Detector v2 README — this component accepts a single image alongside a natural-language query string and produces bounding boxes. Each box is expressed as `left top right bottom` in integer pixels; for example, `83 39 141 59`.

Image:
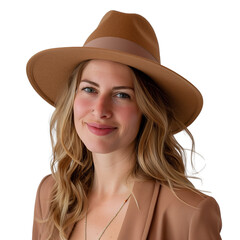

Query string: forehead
81 60 134 86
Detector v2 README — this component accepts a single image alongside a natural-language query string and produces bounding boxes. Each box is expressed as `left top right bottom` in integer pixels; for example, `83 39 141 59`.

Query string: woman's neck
90 149 136 198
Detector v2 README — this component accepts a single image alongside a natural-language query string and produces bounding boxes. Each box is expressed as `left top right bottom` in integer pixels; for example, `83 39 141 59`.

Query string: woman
27 10 222 240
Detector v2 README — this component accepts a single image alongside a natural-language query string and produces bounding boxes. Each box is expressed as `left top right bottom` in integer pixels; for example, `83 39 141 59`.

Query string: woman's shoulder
135 178 219 209
34 174 55 218
155 182 222 237
144 181 222 238
159 182 220 211
37 174 55 197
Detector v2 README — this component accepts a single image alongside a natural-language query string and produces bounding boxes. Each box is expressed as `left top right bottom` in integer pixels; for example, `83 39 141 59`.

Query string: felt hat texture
26 10 203 132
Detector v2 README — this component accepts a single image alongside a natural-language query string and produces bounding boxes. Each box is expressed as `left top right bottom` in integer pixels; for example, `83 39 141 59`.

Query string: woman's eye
115 92 130 99
82 87 96 93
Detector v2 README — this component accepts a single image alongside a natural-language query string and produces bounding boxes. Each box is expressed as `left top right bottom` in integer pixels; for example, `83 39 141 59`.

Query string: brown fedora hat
26 10 203 133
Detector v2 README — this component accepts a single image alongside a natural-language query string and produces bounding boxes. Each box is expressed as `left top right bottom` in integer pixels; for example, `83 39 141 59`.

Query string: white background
0 0 239 239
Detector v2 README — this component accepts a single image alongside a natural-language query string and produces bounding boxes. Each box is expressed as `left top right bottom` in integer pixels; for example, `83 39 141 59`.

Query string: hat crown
84 10 160 63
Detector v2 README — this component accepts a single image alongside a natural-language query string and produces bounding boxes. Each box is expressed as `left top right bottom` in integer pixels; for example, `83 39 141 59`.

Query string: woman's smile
86 122 117 136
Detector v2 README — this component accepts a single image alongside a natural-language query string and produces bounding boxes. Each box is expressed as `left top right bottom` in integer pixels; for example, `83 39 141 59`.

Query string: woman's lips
86 122 117 136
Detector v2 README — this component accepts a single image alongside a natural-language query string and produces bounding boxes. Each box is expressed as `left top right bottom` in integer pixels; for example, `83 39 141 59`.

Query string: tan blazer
33 175 222 239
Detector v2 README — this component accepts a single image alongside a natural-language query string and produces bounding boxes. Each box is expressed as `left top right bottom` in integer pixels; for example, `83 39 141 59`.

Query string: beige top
32 175 222 239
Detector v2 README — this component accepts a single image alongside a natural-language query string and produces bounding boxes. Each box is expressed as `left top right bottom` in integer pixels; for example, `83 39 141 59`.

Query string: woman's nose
91 95 112 119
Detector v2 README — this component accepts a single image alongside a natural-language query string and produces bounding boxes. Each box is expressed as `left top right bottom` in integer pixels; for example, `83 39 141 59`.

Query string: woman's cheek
73 96 92 119
118 104 142 124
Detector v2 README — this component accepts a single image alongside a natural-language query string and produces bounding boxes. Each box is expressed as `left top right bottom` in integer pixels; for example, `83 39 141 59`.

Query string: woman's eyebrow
80 79 99 87
112 86 134 91
80 80 134 91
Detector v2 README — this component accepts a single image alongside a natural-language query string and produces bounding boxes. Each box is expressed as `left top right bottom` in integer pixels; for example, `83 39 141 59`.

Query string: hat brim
26 47 203 133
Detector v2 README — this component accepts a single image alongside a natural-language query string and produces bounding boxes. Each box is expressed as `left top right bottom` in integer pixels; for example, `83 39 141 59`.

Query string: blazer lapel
118 180 161 240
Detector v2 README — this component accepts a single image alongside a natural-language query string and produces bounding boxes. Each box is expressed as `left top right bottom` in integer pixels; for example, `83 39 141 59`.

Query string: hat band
84 37 159 63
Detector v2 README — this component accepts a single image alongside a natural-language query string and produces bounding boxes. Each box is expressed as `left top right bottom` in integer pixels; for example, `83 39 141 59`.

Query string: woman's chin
84 143 117 154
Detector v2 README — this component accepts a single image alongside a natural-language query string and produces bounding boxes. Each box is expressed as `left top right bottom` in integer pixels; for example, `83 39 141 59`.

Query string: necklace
84 194 131 240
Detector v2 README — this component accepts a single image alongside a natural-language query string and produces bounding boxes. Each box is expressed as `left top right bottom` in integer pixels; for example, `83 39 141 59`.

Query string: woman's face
73 60 142 154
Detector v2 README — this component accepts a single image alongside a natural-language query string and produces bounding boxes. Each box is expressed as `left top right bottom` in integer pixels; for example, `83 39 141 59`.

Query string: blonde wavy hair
45 60 200 239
